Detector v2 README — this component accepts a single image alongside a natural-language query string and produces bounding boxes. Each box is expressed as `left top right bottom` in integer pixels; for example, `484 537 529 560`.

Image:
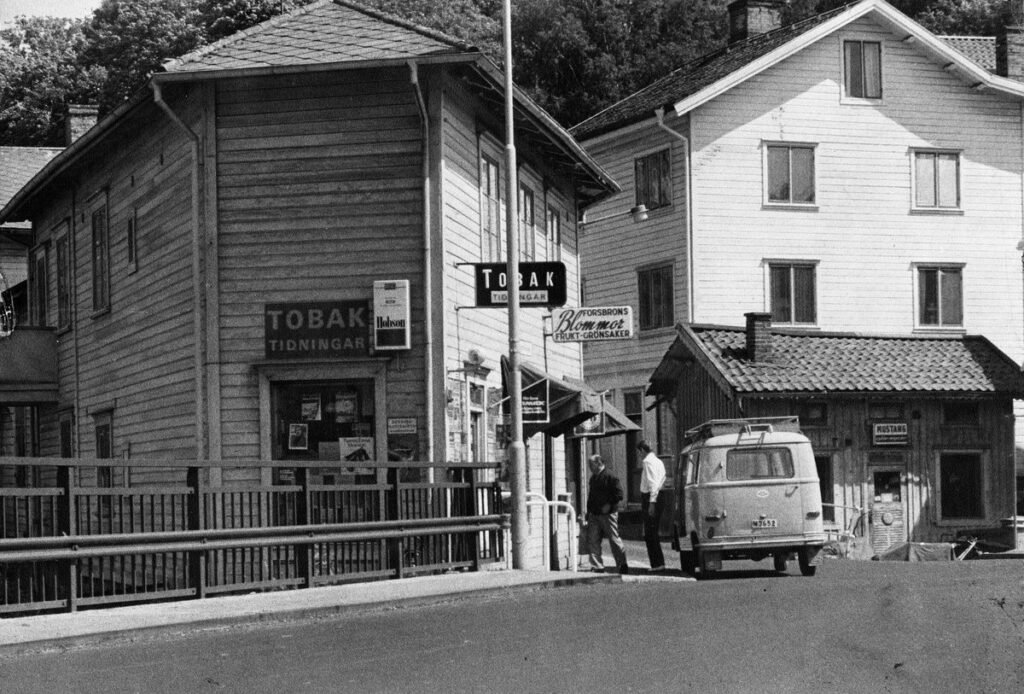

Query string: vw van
670 417 825 578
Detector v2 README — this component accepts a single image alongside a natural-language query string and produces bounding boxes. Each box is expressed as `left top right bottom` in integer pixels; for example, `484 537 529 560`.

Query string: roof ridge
693 323 979 341
333 0 475 52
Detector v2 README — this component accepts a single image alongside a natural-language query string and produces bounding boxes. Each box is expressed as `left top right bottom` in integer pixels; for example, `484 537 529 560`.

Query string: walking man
637 440 666 571
585 454 628 574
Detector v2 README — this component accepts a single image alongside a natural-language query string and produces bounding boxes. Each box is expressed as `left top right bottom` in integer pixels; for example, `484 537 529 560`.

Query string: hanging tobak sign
474 262 567 307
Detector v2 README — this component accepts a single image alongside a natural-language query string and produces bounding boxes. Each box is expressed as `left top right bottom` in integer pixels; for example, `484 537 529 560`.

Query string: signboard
872 422 908 446
373 280 410 350
522 378 550 424
551 306 634 342
572 412 606 438
339 437 375 462
387 417 418 435
265 301 369 359
474 262 567 307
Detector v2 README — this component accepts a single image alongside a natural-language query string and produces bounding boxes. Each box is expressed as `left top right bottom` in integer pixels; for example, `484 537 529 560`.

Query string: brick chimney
727 0 785 44
65 104 98 145
745 311 773 363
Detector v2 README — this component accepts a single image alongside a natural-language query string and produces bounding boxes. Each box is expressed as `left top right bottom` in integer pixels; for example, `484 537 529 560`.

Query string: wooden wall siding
27 95 201 461
215 69 427 463
580 113 691 393
689 17 1024 360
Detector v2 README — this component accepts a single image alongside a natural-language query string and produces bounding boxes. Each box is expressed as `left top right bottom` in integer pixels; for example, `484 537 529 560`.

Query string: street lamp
580 204 650 227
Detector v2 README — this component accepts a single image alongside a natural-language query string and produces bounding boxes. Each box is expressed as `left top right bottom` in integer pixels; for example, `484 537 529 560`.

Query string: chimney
727 0 785 44
745 311 773 363
65 104 98 145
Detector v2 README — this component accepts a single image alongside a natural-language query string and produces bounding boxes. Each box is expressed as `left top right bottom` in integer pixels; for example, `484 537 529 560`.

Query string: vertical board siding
690 18 1024 360
215 70 426 463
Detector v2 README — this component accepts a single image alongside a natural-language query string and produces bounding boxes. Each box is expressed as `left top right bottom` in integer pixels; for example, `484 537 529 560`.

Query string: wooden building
649 312 1024 554
0 1 621 569
569 0 1024 509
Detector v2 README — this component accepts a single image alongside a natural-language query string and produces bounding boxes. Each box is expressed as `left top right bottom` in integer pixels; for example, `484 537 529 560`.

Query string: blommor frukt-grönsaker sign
551 306 633 342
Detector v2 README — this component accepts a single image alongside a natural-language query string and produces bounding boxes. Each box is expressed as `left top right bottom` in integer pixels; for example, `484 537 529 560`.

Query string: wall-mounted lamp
580 204 649 227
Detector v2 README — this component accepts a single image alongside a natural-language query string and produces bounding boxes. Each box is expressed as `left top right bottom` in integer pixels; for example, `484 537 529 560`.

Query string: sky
0 0 102 24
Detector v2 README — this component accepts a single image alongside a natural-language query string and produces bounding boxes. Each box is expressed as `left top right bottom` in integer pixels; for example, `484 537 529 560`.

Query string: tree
0 16 105 146
197 0 317 42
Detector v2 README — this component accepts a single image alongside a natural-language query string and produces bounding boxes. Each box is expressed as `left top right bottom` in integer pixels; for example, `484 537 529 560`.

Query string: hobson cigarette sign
551 306 634 342
265 301 370 359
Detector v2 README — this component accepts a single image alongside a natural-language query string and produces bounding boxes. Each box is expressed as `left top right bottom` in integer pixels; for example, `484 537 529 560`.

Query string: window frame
89 192 111 315
637 263 674 331
936 450 986 523
126 208 138 274
763 142 817 208
634 147 672 212
911 149 962 213
28 243 49 328
479 150 502 262
545 204 562 262
55 226 72 331
842 39 883 101
914 263 964 330
519 182 535 261
766 260 818 326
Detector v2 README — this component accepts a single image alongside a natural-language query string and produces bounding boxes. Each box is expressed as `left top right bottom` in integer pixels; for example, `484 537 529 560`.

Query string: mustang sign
551 306 634 342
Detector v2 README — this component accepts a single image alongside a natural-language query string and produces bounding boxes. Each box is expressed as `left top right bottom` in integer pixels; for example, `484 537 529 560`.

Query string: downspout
409 62 435 463
152 80 205 459
655 108 695 321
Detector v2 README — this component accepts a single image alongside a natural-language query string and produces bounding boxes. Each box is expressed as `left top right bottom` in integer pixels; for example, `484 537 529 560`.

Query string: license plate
751 519 778 529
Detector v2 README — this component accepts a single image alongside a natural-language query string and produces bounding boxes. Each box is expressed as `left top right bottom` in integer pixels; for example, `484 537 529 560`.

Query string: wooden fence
0 457 507 615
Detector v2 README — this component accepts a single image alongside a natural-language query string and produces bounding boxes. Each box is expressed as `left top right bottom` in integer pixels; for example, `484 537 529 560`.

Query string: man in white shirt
637 440 666 571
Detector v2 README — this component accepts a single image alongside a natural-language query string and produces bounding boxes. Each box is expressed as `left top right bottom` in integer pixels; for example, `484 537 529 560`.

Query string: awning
500 356 641 439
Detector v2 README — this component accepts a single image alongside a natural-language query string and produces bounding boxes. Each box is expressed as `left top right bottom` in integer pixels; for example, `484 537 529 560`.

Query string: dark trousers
641 496 665 568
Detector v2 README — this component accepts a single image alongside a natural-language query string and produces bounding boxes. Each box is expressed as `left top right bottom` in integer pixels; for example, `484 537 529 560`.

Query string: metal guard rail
0 515 510 563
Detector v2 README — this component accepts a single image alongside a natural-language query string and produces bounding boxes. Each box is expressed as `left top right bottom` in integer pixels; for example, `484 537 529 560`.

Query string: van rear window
726 448 795 480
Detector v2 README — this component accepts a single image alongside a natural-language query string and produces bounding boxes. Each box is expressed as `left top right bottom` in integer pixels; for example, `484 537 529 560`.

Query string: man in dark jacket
585 454 628 573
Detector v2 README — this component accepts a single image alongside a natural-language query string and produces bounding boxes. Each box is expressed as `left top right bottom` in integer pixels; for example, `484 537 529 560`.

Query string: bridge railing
0 457 506 615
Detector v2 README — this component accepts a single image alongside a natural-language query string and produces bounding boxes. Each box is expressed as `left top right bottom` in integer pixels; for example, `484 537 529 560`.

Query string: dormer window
844 40 882 99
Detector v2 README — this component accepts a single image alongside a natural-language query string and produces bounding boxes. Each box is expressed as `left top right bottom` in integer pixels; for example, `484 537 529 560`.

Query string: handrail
526 492 577 572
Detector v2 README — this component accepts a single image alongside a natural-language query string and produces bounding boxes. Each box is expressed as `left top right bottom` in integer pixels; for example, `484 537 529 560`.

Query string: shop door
870 467 906 555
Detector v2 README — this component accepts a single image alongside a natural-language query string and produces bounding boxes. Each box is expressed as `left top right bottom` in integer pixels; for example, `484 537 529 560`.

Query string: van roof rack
683 416 801 445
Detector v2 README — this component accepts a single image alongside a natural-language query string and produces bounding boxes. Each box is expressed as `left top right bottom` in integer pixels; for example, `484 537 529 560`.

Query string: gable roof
163 0 473 74
572 0 1024 141
0 147 63 234
648 323 1024 399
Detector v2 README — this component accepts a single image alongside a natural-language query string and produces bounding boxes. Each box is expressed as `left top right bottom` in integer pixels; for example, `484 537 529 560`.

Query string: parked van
670 417 825 578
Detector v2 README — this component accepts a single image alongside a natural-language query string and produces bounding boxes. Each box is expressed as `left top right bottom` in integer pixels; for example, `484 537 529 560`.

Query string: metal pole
503 0 527 569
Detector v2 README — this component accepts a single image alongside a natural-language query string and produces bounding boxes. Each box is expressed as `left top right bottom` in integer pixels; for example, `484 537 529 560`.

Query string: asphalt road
2 557 1023 693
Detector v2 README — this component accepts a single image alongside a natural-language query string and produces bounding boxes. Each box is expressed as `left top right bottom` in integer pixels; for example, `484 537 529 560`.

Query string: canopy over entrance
500 356 640 438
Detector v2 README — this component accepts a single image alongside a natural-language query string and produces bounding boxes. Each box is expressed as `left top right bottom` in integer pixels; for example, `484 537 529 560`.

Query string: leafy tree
0 16 105 146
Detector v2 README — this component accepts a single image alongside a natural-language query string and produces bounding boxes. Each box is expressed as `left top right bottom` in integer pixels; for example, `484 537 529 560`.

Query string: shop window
943 401 979 426
635 148 671 211
939 452 983 520
638 264 673 330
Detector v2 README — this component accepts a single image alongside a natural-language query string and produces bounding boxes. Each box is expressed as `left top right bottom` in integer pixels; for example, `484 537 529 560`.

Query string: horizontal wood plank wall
690 16 1024 360
28 95 200 470
215 69 425 471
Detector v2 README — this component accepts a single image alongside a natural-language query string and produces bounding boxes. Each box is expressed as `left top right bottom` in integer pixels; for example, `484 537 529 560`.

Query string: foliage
197 0 317 42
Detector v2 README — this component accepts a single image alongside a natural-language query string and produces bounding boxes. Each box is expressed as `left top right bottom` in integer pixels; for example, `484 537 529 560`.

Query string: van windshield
726 447 795 481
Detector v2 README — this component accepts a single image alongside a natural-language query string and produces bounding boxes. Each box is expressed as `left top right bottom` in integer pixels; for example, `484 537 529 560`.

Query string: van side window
726 448 795 480
685 451 700 485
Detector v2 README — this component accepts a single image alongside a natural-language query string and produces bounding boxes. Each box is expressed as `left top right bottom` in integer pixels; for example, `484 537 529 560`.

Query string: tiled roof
0 147 62 210
571 4 853 140
163 0 474 74
940 35 996 70
673 325 1024 396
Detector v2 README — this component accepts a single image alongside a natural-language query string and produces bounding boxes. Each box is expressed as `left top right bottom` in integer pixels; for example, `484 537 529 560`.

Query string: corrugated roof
656 324 1024 396
163 0 473 73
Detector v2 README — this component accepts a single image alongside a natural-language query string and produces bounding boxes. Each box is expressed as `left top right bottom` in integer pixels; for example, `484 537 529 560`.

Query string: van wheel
679 550 695 575
773 553 788 573
798 549 817 576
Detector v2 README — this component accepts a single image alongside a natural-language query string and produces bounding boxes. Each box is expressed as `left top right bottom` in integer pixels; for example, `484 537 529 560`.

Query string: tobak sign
551 306 634 342
265 300 370 359
474 262 567 307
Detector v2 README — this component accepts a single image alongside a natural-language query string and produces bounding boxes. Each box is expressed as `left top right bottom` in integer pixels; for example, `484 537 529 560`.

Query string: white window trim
912 262 966 332
478 132 505 262
934 449 989 526
762 141 819 210
909 148 964 214
762 258 820 327
839 35 885 105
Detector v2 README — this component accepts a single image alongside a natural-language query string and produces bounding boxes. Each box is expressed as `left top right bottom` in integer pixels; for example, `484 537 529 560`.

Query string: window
59 411 74 458
913 151 960 209
766 144 815 205
844 40 882 99
56 233 71 330
727 448 795 480
519 184 535 261
480 154 502 261
799 401 828 427
816 455 834 522
918 266 962 327
126 209 138 273
770 263 816 324
94 411 113 487
29 246 48 327
944 401 979 426
546 205 562 261
635 149 671 211
939 452 983 519
637 264 673 330
91 203 110 312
